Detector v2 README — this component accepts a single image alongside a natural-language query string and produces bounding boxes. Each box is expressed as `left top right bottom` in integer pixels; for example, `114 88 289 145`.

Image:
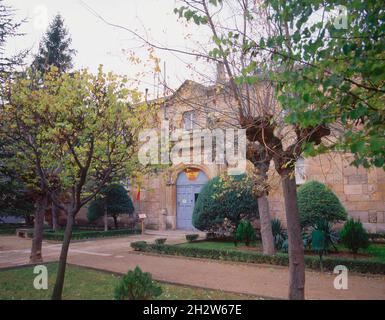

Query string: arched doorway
176 168 208 230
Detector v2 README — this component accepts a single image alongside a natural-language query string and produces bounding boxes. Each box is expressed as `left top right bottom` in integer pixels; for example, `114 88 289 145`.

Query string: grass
0 263 261 300
178 241 385 263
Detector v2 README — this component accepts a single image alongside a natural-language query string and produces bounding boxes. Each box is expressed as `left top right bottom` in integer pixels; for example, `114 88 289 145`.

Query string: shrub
192 175 259 231
297 180 347 227
186 234 199 242
235 220 256 246
311 218 339 253
130 241 148 251
271 218 287 250
155 238 167 245
340 219 369 253
114 266 162 300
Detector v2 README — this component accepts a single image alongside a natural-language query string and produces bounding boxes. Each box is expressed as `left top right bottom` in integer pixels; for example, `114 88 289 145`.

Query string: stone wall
268 152 385 232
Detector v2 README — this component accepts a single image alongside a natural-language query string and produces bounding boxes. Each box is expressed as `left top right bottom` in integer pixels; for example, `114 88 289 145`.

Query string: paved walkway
1 234 385 300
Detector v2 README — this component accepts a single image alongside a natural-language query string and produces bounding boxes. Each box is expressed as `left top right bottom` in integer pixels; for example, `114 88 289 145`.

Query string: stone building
75 77 385 233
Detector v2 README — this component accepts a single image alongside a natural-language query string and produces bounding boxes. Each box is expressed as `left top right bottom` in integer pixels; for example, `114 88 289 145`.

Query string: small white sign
138 214 147 219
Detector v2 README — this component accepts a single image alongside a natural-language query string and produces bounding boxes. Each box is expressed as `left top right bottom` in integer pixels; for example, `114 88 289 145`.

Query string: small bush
297 180 347 227
309 218 340 254
271 218 287 250
235 220 256 246
340 219 369 253
155 238 167 245
114 266 162 300
186 234 199 242
130 241 148 251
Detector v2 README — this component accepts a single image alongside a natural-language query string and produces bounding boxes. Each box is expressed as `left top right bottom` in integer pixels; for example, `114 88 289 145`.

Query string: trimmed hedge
132 243 385 275
297 180 347 227
42 228 140 241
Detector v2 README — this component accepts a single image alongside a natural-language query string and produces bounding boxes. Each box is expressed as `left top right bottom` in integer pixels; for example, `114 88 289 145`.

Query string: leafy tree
32 14 75 73
297 181 347 227
0 66 149 299
31 14 76 231
87 183 135 229
192 174 259 231
261 0 385 169
114 266 162 300
340 219 369 254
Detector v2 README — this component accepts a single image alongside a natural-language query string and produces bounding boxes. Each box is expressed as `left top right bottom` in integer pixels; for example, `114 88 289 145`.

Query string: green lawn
0 263 260 300
178 241 385 263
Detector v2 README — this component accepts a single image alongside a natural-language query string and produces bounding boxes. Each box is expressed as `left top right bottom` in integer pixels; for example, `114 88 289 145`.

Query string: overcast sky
6 0 215 97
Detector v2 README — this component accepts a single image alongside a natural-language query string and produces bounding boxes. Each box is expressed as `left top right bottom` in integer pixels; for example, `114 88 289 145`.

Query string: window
295 157 307 185
183 110 196 131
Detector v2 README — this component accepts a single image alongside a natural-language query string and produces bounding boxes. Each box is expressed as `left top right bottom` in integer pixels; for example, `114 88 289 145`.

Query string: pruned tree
1 66 150 299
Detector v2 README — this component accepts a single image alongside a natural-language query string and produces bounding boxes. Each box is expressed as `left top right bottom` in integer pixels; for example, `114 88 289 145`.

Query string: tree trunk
52 200 60 232
30 194 48 263
257 194 275 255
281 171 305 300
51 212 74 300
113 215 118 229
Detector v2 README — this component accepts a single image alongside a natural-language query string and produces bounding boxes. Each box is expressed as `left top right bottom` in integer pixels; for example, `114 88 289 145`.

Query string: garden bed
130 242 385 275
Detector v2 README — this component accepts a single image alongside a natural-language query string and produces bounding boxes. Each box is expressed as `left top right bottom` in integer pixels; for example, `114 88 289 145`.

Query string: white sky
5 0 216 98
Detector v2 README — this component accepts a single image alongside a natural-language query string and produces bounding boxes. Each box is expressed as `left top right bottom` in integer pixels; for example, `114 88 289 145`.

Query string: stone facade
268 153 385 233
